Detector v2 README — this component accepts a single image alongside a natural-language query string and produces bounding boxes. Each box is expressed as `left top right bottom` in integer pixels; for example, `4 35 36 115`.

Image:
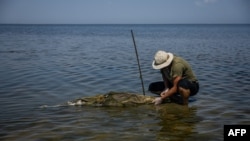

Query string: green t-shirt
162 56 197 84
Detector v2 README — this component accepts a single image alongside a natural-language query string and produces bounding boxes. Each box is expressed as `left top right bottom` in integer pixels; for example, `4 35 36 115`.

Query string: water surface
0 24 250 141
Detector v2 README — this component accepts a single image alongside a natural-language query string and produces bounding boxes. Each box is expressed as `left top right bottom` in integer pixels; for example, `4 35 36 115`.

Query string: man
150 50 199 105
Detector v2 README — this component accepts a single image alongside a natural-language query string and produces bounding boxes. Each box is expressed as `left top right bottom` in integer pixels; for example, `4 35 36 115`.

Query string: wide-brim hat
152 50 174 70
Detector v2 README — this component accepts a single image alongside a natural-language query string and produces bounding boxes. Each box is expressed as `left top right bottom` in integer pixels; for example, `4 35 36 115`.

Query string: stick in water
131 30 146 96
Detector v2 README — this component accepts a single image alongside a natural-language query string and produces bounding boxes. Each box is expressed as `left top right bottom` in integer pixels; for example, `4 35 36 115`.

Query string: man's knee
178 87 190 97
178 79 199 96
178 86 190 105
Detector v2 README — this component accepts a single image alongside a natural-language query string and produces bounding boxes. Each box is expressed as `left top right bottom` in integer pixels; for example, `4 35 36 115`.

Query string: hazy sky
0 0 249 24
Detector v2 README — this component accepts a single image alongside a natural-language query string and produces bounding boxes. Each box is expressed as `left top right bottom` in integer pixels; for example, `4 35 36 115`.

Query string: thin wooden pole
131 30 145 96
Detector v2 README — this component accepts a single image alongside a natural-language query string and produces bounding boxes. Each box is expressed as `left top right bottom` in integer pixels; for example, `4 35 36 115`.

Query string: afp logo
224 125 250 141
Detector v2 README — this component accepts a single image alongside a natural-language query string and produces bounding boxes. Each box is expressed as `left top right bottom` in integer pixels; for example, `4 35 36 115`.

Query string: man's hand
160 88 169 97
153 97 163 105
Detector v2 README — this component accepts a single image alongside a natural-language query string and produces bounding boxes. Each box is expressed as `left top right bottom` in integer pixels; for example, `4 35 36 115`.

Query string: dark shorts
148 79 199 96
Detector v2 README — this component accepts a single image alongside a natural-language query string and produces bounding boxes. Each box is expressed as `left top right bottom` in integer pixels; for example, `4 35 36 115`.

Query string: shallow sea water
0 24 250 141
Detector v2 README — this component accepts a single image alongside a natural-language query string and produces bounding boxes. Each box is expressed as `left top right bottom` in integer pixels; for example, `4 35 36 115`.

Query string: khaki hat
152 50 174 69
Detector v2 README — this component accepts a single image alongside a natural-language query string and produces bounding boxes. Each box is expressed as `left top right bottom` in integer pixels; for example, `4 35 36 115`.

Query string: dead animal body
67 91 170 107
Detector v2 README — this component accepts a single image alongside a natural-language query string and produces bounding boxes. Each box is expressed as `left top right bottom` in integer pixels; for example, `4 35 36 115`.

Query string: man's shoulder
173 56 185 65
173 56 189 66
173 55 185 62
172 62 184 70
